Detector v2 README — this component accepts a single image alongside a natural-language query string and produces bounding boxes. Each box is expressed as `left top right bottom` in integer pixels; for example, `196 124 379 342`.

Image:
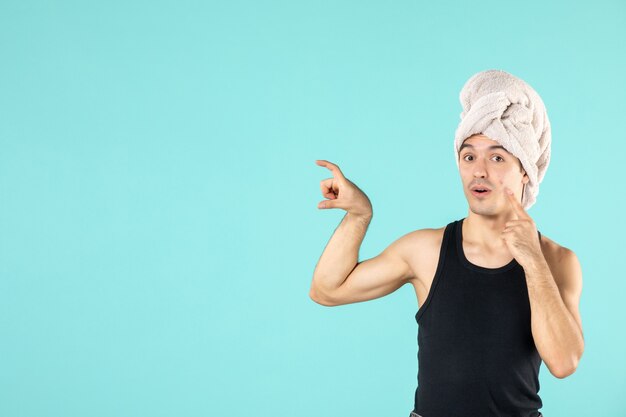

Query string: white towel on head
453 69 551 210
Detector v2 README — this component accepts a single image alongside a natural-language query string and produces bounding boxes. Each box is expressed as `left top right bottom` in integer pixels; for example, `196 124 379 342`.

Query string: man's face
458 134 529 216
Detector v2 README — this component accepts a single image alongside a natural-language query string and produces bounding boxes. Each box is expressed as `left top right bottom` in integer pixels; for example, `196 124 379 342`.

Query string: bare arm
310 215 415 306
309 212 372 301
310 159 414 306
500 185 584 379
524 248 584 379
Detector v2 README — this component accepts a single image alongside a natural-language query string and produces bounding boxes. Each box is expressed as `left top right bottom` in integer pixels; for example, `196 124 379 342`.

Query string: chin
469 203 499 217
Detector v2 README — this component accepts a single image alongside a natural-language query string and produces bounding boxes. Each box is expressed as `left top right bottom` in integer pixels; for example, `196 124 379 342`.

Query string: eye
462 154 505 162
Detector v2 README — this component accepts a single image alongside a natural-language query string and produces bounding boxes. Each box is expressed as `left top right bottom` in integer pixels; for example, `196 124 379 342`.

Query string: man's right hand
315 159 373 221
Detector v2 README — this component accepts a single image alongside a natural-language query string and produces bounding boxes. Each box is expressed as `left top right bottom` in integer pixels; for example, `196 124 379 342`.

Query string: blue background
1 1 624 416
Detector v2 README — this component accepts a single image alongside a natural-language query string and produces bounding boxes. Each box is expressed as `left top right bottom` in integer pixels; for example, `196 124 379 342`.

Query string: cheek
497 171 522 187
498 177 514 188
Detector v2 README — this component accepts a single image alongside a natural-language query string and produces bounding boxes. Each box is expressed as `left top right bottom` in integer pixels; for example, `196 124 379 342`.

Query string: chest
410 231 554 308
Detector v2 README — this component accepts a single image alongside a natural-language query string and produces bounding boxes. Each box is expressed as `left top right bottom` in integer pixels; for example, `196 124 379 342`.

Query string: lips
471 187 492 198
469 183 493 198
470 185 492 192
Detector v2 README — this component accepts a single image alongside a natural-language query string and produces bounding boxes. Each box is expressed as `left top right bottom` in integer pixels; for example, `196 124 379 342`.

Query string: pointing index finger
504 186 527 219
315 159 346 180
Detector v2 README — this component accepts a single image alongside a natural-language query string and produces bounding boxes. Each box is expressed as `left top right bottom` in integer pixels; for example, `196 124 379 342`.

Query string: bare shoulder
538 232 580 270
390 226 447 289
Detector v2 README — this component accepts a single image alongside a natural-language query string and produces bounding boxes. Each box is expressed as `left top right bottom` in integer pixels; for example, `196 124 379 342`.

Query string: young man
309 70 584 417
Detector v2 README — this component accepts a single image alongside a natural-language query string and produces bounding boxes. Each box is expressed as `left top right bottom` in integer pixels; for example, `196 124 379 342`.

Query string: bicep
321 234 415 306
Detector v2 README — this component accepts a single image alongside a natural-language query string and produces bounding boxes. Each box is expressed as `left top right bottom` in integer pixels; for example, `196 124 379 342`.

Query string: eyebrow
459 143 508 153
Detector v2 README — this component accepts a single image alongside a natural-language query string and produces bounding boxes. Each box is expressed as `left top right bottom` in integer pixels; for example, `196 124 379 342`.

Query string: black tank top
413 218 543 417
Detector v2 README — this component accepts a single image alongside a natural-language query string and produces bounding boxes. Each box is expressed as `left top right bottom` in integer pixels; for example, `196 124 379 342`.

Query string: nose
473 159 487 178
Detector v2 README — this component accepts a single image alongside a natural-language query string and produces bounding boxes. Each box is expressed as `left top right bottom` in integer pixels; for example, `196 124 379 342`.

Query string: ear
520 166 530 184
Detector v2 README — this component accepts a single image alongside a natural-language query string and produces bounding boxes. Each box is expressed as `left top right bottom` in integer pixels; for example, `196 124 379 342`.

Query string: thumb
318 199 341 210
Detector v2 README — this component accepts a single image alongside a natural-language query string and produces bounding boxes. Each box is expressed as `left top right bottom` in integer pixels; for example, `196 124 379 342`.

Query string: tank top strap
414 219 457 323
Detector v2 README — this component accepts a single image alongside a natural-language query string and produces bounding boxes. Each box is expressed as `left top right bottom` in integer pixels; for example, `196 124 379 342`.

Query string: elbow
552 365 576 379
549 340 585 379
550 356 581 379
309 286 336 307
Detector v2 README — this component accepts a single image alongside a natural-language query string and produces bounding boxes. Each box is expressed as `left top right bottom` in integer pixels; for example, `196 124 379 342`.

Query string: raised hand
315 159 373 220
500 185 542 268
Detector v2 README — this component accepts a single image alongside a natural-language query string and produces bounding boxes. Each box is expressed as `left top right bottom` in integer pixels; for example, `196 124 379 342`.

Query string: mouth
471 189 492 198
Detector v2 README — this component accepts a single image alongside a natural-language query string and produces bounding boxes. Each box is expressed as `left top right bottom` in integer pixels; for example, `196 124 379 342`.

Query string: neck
463 210 517 247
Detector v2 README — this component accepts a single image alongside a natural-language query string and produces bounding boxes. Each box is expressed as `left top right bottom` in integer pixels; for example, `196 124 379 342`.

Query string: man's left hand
501 185 543 268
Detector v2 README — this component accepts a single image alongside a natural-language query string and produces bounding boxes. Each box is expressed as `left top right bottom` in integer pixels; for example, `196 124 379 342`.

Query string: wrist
347 211 373 225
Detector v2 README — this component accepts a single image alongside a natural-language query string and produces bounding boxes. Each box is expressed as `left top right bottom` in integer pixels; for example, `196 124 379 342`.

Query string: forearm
523 257 584 377
310 212 372 296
